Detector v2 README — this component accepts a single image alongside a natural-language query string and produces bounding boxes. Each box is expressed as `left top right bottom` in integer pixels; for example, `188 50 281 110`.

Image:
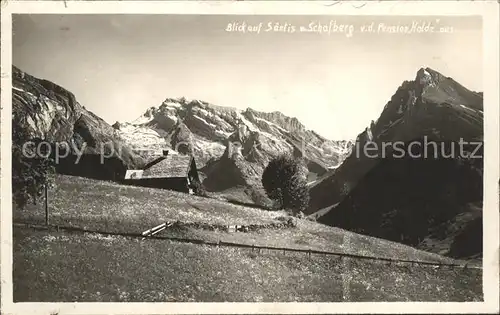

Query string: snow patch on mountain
131 115 154 126
236 111 259 132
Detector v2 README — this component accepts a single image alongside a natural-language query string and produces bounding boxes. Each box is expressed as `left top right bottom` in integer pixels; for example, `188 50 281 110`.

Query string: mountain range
11 65 483 259
112 97 353 205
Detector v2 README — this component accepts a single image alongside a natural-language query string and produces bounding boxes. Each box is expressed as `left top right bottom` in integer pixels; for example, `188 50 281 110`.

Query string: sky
12 14 482 140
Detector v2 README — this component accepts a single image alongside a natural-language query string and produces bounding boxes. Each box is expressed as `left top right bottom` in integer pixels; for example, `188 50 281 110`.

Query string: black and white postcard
1 1 499 314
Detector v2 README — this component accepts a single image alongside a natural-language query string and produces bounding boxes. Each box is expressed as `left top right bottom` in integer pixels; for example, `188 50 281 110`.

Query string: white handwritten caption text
225 19 453 37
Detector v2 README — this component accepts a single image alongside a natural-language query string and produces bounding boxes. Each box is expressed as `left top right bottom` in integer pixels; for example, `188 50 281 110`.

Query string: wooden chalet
124 150 200 193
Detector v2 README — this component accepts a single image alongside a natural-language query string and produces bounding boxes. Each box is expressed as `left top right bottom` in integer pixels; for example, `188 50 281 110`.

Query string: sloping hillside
12 66 145 179
16 175 465 264
13 174 481 302
307 67 483 259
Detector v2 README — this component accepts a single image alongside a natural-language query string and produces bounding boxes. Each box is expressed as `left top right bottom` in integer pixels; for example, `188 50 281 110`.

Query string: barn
124 150 200 193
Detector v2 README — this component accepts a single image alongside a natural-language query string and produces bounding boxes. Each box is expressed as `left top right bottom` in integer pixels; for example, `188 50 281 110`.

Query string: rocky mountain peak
413 67 483 111
416 67 444 86
163 97 188 105
243 108 305 133
308 67 483 214
144 106 158 118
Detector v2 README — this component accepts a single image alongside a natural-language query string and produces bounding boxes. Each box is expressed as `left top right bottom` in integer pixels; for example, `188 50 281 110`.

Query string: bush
261 154 310 214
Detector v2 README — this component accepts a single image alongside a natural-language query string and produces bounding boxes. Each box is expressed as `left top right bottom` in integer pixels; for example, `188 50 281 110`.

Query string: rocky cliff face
115 97 353 204
308 67 483 259
12 66 145 180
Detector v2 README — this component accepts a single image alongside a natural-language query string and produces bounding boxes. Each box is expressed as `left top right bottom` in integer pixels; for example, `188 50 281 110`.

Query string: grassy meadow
15 175 287 233
12 174 483 302
14 227 482 302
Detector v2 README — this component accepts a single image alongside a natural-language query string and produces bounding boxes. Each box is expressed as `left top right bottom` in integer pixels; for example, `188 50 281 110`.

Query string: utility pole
33 180 37 205
44 183 49 226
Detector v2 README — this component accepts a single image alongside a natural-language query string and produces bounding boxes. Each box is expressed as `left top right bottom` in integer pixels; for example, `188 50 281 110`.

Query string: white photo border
1 1 499 314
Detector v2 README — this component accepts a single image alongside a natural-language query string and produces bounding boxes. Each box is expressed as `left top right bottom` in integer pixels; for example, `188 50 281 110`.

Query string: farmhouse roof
124 149 196 180
140 154 193 179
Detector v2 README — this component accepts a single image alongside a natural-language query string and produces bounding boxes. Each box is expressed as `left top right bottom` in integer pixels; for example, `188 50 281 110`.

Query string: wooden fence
13 222 481 271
